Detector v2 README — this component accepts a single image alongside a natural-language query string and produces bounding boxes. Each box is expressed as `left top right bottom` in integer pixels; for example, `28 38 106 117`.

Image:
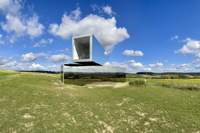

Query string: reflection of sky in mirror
63 66 126 73
74 36 90 60
92 35 109 65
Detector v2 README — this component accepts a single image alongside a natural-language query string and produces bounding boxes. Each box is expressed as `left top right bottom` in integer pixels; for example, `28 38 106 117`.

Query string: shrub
101 78 112 81
129 80 146 86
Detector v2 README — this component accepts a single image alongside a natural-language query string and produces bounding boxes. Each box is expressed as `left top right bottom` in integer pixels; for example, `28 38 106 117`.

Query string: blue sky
1 0 200 73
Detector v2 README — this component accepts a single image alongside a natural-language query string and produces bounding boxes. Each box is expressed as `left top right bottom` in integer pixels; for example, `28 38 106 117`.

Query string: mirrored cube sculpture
61 34 126 84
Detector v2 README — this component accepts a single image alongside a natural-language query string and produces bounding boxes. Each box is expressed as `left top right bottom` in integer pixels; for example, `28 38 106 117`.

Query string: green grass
0 71 200 132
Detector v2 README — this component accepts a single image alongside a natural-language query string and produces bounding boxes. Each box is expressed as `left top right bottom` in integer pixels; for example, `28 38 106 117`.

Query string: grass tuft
129 79 146 86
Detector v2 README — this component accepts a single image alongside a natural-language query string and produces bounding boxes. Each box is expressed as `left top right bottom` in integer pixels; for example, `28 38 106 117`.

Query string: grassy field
0 71 200 132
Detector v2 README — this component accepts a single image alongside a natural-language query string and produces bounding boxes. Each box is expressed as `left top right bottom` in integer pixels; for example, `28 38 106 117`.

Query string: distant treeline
18 70 59 74
137 72 200 76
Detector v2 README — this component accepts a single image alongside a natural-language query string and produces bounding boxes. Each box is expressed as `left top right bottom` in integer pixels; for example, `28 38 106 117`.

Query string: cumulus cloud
0 0 44 42
195 53 200 59
48 54 70 63
49 7 129 52
149 63 163 68
29 63 45 70
1 14 44 40
0 56 9 65
0 61 30 70
127 60 151 72
1 14 26 37
0 60 60 71
195 64 200 70
170 35 179 40
0 34 5 44
53 48 70 53
26 15 45 39
128 60 143 68
122 50 144 56
142 68 152 71
46 65 60 71
104 61 127 68
176 38 200 54
0 0 21 15
103 60 152 73
33 38 53 48
176 63 190 69
192 59 200 64
91 5 115 16
103 6 114 16
91 4 100 12
175 38 200 71
130 62 143 68
20 52 47 62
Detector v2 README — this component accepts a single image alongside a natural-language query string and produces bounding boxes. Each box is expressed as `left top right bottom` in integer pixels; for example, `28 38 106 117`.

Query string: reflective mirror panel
74 36 90 60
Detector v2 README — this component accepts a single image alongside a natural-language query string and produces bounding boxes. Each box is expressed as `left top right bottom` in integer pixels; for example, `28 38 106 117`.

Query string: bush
101 78 112 81
129 80 146 86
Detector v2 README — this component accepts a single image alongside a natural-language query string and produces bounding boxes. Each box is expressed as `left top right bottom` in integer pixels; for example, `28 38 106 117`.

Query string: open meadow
0 70 200 132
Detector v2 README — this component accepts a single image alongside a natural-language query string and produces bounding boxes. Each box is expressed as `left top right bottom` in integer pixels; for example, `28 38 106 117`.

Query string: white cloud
195 64 200 69
104 61 127 68
127 60 135 63
0 56 9 65
29 63 45 70
91 4 100 12
103 60 153 73
91 5 115 16
149 63 163 68
46 65 60 71
0 34 5 44
176 63 190 69
0 0 21 15
104 51 108 55
195 53 200 59
49 7 129 52
0 0 44 42
192 59 200 64
1 14 44 39
103 6 114 16
175 38 200 71
20 53 37 62
0 61 30 70
70 7 81 20
127 60 143 68
32 43 40 48
20 52 47 62
176 38 200 54
170 35 179 40
122 50 144 56
131 62 143 68
142 68 152 71
54 48 70 53
1 14 26 37
48 54 70 63
26 15 45 39
33 38 53 48
0 60 60 71
127 60 151 72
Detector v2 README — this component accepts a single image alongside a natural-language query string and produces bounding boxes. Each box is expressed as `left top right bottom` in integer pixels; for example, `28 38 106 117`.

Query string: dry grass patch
85 82 129 88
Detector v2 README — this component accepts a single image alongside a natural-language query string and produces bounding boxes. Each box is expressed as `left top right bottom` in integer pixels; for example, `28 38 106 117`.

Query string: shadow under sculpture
61 34 126 84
